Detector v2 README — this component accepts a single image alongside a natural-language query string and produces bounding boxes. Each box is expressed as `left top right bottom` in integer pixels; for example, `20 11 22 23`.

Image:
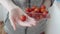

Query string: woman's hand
9 7 36 30
0 0 36 30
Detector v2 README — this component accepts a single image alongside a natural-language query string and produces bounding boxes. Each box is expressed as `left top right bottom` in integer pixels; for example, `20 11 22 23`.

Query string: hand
9 7 36 30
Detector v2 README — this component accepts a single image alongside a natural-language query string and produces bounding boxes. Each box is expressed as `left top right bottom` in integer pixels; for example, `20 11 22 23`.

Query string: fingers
28 17 37 26
28 18 36 26
9 16 16 30
18 21 32 27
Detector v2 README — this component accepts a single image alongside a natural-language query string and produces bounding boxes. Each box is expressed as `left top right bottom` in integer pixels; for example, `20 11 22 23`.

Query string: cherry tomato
31 6 36 11
34 8 40 13
20 15 26 21
34 14 40 20
25 7 32 13
27 13 33 17
45 10 48 13
42 11 48 18
41 8 46 13
39 8 42 13
41 5 46 9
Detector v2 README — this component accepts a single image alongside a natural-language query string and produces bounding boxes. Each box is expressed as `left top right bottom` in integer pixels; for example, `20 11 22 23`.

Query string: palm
17 16 36 27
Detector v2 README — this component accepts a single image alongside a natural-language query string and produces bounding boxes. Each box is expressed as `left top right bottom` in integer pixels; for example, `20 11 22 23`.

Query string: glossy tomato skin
39 8 43 13
42 11 48 18
33 14 41 20
34 8 41 13
45 11 48 13
41 8 46 13
20 15 26 21
25 7 32 13
31 6 37 11
27 13 33 17
41 5 46 9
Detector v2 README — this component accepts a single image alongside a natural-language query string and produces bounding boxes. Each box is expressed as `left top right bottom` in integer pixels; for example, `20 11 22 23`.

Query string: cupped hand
9 7 36 30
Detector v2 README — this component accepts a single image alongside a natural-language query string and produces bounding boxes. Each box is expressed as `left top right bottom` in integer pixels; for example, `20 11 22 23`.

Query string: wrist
8 5 19 12
6 0 19 11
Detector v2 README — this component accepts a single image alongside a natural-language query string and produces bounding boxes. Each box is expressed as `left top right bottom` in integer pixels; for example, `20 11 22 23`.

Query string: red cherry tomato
27 13 33 17
41 8 46 13
41 5 46 9
20 15 26 21
39 8 42 13
45 10 48 13
42 11 48 18
34 14 40 20
25 7 31 13
31 6 36 11
34 8 40 13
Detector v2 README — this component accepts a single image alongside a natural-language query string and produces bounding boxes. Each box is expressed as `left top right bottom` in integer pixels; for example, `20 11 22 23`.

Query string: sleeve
46 1 60 34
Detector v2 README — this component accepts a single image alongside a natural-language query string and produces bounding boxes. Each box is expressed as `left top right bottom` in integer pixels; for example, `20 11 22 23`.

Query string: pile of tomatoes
20 5 49 21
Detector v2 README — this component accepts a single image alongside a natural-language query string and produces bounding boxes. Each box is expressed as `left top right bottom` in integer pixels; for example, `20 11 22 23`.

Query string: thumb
9 16 16 30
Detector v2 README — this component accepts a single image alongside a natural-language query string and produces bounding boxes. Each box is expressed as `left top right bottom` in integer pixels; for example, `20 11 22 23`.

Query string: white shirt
46 0 60 34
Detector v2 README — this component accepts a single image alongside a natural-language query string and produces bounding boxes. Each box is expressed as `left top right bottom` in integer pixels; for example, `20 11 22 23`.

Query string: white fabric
0 4 8 21
46 0 60 34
